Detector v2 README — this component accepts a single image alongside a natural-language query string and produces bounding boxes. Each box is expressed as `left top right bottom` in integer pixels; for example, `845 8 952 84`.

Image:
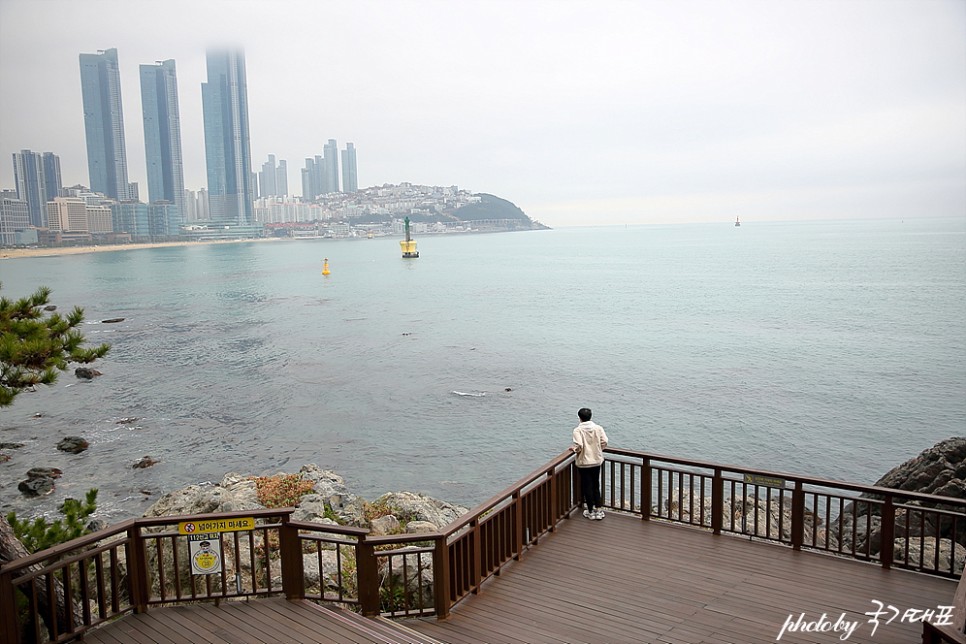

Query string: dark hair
578 407 592 422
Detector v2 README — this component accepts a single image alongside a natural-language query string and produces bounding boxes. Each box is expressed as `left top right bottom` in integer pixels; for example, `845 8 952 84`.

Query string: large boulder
372 492 467 529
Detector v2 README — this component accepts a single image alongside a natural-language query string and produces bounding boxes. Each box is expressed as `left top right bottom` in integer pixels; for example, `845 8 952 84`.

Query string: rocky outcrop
57 436 89 454
74 368 102 379
142 465 467 604
872 437 966 499
18 467 62 497
834 437 966 573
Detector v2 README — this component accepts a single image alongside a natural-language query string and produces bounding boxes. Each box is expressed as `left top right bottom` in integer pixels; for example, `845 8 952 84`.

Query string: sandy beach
0 237 284 260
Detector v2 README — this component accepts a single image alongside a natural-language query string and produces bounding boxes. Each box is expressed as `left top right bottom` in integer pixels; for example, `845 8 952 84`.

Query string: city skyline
1 0 963 227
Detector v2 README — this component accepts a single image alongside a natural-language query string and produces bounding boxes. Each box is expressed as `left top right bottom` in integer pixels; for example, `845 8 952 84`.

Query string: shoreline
1 237 284 260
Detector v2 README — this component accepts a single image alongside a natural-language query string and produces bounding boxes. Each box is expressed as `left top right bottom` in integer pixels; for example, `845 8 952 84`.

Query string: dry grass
251 474 315 509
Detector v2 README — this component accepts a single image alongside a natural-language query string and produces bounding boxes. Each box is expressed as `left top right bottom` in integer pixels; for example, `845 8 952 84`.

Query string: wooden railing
2 447 963 642
601 448 966 577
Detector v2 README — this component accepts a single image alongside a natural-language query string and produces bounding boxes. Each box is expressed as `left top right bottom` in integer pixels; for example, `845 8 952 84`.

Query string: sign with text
188 534 222 575
178 517 255 535
743 473 787 489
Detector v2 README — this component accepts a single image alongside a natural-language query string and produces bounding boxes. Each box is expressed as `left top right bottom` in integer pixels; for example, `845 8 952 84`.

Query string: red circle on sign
184 523 195 533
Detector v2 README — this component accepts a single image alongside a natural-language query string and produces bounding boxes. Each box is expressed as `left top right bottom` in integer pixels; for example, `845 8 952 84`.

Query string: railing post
470 519 482 595
279 516 304 600
642 457 652 521
433 535 450 619
127 523 149 613
356 536 380 616
791 481 805 551
711 468 723 535
0 568 20 644
880 495 895 570
513 491 524 560
549 466 558 532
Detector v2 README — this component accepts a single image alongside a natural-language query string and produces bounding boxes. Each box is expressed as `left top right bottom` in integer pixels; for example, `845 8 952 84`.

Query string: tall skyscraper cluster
4 45 362 244
300 139 357 200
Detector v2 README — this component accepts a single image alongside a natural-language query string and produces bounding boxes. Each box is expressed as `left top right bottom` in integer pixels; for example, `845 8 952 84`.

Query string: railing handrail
441 450 574 535
606 446 966 508
0 518 135 575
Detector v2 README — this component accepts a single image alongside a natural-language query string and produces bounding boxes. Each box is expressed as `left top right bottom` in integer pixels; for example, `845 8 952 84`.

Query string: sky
0 0 964 227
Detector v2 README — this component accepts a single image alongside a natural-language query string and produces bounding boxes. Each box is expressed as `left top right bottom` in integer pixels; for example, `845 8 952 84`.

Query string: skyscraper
301 156 324 200
323 139 339 194
259 155 277 197
140 59 185 220
276 159 288 197
202 49 254 222
341 143 358 193
79 48 131 201
12 150 61 227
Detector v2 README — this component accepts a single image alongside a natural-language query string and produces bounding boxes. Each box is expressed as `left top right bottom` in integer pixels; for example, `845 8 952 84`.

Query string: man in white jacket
571 407 609 520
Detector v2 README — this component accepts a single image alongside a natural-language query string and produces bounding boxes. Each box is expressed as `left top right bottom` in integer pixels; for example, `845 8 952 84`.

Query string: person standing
571 407 608 520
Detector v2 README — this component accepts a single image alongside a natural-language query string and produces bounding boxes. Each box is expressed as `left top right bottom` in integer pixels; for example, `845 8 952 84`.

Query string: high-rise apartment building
202 49 254 222
79 48 131 201
341 143 358 193
276 159 288 197
323 139 339 194
302 156 325 200
0 196 30 245
12 150 61 227
140 59 186 220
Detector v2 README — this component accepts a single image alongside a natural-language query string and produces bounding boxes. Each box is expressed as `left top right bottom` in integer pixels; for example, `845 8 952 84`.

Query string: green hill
450 194 549 229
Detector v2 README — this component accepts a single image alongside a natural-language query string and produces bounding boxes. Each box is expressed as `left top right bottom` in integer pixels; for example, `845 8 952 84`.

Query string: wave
451 390 486 397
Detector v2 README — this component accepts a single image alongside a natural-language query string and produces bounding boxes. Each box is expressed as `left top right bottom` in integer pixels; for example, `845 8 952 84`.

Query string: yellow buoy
322 258 331 275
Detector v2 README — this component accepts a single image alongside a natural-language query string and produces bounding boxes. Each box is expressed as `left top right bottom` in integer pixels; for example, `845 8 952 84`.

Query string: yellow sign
178 517 255 535
743 473 787 489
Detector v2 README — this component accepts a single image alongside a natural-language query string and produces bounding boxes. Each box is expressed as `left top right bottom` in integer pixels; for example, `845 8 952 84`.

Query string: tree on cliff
0 283 110 638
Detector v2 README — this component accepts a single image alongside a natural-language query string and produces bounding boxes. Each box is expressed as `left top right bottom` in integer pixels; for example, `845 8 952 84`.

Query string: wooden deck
85 511 956 643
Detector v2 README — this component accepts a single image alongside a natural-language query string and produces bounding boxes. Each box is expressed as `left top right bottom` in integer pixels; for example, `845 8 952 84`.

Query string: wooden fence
2 447 963 642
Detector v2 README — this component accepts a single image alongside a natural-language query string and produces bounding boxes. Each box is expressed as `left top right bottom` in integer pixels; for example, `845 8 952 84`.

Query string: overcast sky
1 0 964 227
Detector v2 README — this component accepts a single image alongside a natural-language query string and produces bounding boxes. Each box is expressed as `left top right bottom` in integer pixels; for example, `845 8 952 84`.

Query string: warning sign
178 516 255 535
188 534 222 575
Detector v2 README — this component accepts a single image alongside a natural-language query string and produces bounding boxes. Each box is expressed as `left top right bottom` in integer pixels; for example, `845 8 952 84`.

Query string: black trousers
577 465 602 511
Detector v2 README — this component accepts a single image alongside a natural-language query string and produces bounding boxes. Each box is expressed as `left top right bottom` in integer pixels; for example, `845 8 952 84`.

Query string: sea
1 217 964 524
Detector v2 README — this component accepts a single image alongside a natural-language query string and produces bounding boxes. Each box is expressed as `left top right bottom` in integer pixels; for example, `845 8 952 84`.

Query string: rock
26 467 62 479
19 477 55 496
43 305 57 311
895 537 966 574
370 515 401 535
133 456 158 469
405 521 439 535
74 367 102 379
836 437 966 554
0 442 25 449
373 491 468 529
57 436 89 453
873 437 966 497
101 317 125 323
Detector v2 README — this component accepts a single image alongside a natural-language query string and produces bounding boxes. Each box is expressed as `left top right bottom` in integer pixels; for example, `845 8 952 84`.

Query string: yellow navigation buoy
400 216 419 258
322 258 331 275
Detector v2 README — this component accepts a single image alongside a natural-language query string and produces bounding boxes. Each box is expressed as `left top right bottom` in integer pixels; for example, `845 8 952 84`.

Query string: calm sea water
1 217 964 523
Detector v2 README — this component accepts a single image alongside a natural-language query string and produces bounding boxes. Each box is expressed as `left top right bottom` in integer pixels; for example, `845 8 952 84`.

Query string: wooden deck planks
79 513 957 643
405 512 957 644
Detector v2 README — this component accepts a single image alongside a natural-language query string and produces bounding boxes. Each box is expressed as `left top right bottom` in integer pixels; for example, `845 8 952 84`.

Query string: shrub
251 474 314 508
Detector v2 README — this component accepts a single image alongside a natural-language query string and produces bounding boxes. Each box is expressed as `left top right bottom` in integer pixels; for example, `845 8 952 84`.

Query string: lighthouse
400 216 419 258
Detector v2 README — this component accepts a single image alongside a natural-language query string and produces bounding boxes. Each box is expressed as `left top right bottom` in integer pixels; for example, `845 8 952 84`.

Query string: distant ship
735 215 741 227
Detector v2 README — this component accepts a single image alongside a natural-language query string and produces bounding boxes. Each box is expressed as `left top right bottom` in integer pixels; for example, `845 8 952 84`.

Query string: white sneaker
594 510 605 520
582 510 592 519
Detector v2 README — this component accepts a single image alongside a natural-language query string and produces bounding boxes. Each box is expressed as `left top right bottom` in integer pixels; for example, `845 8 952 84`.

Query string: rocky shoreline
142 464 468 535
